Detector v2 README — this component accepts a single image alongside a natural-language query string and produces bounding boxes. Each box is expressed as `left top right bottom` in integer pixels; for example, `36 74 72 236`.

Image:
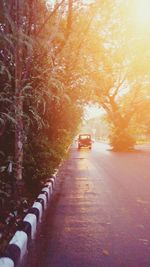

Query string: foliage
81 0 150 150
0 0 85 252
0 0 85 182
24 99 83 195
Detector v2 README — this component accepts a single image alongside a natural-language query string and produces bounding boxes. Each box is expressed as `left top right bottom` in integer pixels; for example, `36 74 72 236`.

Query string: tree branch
35 0 65 37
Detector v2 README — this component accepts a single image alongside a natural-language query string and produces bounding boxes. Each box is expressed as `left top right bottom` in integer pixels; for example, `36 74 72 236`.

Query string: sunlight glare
135 0 150 28
84 105 104 120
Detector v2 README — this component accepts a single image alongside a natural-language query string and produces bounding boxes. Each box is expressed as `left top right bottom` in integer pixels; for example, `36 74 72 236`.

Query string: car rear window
79 135 91 140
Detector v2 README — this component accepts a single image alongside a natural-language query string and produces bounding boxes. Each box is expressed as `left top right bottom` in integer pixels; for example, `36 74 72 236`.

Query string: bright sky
135 0 150 25
84 105 105 120
47 0 150 28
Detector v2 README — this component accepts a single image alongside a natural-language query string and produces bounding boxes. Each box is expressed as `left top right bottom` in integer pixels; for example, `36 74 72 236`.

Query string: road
26 142 150 267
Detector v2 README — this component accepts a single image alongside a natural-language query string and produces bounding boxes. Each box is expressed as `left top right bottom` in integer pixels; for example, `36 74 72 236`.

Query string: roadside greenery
0 0 84 251
0 0 84 186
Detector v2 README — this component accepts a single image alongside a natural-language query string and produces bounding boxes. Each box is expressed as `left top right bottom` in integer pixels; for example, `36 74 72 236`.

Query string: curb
0 172 58 267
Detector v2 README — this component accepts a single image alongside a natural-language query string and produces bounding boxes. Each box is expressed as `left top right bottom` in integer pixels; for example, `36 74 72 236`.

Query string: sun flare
135 0 150 28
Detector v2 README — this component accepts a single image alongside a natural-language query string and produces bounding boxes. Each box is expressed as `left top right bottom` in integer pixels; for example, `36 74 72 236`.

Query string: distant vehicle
77 134 92 149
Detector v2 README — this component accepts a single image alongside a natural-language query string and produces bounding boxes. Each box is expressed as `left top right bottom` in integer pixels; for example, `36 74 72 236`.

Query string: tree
0 0 93 195
0 0 78 184
78 0 150 150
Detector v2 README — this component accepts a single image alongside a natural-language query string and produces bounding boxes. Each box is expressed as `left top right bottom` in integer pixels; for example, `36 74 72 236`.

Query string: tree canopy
0 0 149 208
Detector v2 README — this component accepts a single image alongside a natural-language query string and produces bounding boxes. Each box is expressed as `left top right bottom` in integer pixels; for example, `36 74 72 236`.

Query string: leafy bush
23 125 79 196
24 134 60 196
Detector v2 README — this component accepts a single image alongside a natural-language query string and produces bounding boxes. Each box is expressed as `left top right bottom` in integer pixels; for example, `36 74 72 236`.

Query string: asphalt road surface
26 142 150 267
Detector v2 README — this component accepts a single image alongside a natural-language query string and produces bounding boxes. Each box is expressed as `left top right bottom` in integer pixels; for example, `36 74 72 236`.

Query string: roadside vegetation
0 0 149 253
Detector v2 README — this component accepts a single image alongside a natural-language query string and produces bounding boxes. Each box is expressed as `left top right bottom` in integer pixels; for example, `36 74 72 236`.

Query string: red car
78 134 92 149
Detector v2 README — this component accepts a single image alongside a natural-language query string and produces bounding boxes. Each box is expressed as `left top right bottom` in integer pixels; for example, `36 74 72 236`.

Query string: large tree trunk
107 97 135 151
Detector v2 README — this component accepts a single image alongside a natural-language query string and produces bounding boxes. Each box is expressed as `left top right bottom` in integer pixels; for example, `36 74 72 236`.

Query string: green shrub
23 128 75 196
